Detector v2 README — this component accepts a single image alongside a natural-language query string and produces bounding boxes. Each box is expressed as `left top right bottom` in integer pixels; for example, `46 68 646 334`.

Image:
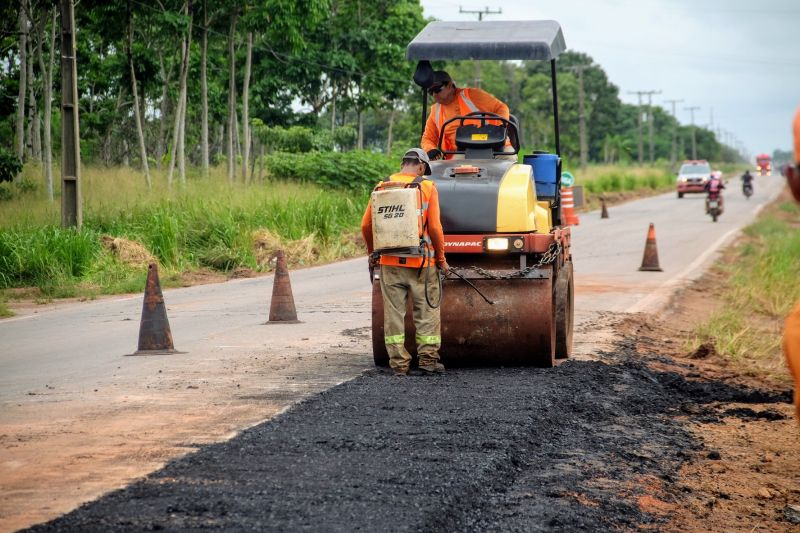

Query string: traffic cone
128 263 183 355
267 249 300 323
561 187 580 225
638 223 663 272
601 198 609 219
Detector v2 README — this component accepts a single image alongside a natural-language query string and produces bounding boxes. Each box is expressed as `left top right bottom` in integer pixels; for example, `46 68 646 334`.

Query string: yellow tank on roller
496 163 551 234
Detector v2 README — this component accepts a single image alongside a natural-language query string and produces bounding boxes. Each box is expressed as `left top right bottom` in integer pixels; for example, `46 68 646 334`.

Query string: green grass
688 201 800 378
0 164 368 298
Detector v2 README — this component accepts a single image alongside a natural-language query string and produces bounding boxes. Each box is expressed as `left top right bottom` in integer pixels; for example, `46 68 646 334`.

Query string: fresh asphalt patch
27 345 790 532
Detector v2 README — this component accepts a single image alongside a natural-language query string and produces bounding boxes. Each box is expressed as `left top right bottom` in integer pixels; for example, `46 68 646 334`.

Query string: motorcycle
742 182 754 199
706 193 723 222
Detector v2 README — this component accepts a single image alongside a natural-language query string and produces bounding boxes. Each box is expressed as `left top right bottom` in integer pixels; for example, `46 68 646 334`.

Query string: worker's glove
368 254 379 268
427 148 443 161
437 261 450 277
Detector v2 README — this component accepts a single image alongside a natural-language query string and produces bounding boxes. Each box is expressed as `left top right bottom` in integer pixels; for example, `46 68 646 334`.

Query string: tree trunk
241 31 252 183
178 5 192 184
357 108 364 150
127 0 151 187
36 8 57 200
26 29 37 160
226 9 238 182
200 0 209 177
330 85 336 133
156 53 170 169
385 106 395 154
167 4 192 186
15 1 28 160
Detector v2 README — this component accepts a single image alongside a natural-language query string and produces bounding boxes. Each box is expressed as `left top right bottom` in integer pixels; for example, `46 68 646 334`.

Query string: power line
458 5 501 87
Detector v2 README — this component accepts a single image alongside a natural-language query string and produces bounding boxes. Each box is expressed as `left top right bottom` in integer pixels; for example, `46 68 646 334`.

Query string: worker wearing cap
784 106 800 422
361 148 449 376
421 70 516 161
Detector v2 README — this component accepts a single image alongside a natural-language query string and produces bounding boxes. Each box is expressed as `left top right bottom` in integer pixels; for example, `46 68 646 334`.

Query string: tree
127 0 151 187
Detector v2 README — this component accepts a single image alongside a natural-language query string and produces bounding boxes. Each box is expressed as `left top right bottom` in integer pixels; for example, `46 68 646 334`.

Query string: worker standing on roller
361 148 449 376
421 70 515 161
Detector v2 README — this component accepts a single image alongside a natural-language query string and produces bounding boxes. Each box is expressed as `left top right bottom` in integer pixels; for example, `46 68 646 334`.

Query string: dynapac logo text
446 241 481 247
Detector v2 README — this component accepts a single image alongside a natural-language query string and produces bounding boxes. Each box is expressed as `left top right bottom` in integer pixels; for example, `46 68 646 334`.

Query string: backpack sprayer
370 179 442 308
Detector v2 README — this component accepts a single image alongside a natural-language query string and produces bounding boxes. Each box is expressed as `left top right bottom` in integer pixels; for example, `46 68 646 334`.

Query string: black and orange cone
601 198 609 219
128 263 183 355
267 249 300 324
638 223 663 272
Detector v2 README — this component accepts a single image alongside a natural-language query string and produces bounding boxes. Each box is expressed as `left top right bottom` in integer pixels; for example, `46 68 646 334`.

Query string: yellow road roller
372 20 574 367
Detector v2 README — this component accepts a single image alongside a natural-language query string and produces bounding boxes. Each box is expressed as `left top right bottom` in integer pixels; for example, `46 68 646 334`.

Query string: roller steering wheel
436 111 519 157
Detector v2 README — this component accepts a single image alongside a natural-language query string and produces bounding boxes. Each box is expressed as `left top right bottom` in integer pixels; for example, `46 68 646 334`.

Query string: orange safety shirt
421 88 510 158
784 301 800 422
794 106 800 164
361 172 446 269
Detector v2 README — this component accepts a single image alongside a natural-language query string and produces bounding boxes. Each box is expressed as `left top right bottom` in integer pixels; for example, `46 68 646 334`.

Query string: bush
265 150 396 191
0 148 22 183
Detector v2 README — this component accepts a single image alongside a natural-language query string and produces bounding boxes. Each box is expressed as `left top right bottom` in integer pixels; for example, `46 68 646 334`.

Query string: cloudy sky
418 0 800 158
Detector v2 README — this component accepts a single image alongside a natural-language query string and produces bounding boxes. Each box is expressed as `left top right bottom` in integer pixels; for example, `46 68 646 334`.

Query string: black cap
431 71 453 85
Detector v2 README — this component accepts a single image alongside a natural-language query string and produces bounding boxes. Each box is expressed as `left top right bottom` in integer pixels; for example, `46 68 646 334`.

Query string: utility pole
664 98 683 169
684 105 700 160
645 91 661 165
459 6 501 87
567 65 592 171
60 0 82 228
628 90 659 166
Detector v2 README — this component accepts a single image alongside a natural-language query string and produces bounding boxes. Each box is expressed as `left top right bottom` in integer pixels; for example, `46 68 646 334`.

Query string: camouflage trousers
379 265 442 373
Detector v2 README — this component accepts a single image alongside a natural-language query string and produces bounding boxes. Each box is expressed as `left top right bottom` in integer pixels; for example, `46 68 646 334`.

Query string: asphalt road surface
1 174 786 531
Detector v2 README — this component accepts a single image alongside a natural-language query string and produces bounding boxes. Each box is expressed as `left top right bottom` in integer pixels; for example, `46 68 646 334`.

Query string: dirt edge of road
614 269 799 531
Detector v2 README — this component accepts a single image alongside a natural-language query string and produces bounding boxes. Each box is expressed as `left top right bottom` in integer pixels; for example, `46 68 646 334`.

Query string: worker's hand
437 261 450 277
368 255 379 268
427 148 443 161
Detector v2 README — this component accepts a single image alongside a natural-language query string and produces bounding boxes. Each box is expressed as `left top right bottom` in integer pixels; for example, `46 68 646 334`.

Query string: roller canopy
406 20 566 61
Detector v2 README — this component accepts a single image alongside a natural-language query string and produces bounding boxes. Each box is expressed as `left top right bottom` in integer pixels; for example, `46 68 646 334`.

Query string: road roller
372 20 574 367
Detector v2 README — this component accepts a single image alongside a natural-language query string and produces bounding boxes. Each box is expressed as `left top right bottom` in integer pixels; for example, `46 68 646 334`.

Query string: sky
418 0 800 159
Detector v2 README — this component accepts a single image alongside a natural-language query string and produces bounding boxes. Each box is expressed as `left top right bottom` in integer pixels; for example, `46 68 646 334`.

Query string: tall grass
571 164 674 194
0 165 367 295
689 201 800 379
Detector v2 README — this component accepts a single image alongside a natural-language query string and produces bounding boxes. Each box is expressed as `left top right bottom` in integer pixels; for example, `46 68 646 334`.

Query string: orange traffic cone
267 249 300 323
638 223 663 272
561 187 580 225
128 263 184 355
601 198 609 219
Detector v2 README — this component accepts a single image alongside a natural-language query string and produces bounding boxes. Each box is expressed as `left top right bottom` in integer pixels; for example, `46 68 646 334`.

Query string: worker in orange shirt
421 71 516 161
361 148 449 376
784 107 800 422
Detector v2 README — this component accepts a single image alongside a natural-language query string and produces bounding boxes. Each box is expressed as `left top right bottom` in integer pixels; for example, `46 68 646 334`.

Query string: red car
676 159 711 198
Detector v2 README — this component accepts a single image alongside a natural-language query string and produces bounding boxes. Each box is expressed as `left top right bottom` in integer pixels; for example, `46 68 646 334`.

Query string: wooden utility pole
60 0 82 228
566 65 591 170
628 91 644 165
645 91 661 165
684 105 700 160
664 98 683 169
459 6 501 87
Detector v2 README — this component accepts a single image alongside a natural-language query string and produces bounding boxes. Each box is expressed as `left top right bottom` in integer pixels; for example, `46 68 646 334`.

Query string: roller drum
372 269 556 367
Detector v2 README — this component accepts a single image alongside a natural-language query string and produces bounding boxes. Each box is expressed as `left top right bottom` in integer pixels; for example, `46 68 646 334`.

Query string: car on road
676 159 711 198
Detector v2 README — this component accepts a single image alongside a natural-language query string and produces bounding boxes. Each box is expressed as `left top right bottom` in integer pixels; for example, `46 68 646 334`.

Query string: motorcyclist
741 169 754 196
704 170 725 212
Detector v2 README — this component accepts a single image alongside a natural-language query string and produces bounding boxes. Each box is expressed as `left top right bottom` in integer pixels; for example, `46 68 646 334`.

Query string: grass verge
687 191 800 379
1 165 368 307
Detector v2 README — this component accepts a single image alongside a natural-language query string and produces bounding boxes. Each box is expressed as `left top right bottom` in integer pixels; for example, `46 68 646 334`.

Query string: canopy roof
406 20 566 61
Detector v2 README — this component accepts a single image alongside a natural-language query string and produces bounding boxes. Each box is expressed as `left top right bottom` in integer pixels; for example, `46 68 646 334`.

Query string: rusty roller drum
372 265 561 367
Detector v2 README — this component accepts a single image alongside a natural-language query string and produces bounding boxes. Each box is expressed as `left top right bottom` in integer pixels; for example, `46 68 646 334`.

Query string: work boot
418 362 445 375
